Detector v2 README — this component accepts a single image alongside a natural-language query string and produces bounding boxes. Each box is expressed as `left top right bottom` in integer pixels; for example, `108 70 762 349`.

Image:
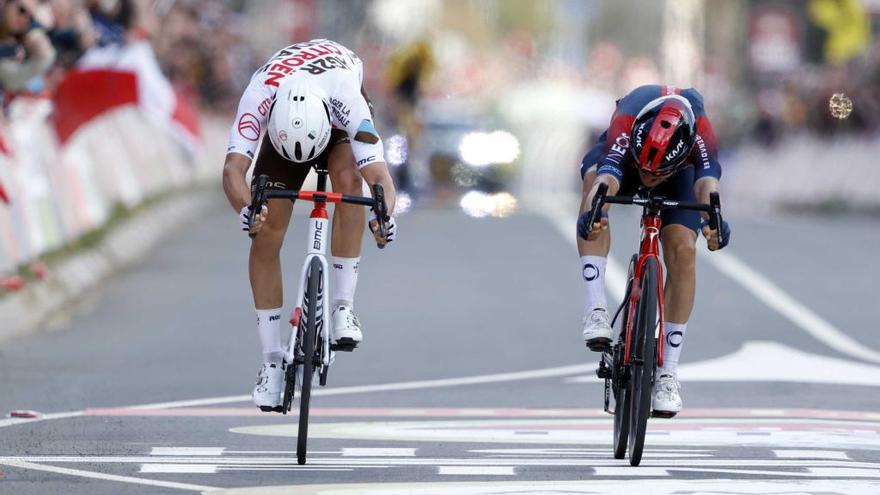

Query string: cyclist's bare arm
223 153 253 212
580 174 620 242
360 161 396 217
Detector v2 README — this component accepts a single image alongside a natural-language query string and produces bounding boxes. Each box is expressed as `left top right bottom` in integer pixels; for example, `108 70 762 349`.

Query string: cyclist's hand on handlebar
239 204 268 234
577 210 608 241
701 219 730 251
369 215 396 247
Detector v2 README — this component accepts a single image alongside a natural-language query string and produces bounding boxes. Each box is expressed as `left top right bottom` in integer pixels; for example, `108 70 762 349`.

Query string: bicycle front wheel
297 257 323 466
612 254 638 459
627 257 659 466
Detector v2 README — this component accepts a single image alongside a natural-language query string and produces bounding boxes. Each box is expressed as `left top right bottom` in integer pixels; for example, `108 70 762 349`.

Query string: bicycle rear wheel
297 257 323 466
627 257 659 466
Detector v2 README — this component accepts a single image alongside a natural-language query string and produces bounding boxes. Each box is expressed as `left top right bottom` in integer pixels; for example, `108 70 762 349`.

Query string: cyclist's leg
325 132 364 307
658 166 700 327
324 131 366 346
654 169 700 413
250 135 310 359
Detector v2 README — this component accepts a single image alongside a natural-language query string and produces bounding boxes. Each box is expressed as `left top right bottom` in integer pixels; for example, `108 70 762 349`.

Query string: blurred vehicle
412 98 520 196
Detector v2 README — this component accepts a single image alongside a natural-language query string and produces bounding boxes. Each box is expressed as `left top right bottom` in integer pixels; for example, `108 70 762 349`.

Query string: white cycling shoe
331 305 362 351
583 307 613 351
252 362 284 412
652 372 683 417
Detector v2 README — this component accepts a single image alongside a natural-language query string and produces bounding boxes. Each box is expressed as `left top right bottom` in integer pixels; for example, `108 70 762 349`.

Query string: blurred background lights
395 191 413 214
459 191 519 218
385 134 408 167
458 131 521 167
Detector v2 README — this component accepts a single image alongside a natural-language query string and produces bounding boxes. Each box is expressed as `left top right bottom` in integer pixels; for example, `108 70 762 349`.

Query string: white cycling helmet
267 76 333 163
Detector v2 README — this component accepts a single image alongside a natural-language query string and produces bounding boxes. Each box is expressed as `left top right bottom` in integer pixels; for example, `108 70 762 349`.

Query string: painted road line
0 459 216 492
566 340 880 386
244 417 880 449
699 247 880 363
87 362 597 412
774 450 851 460
437 466 515 476
150 447 225 456
205 479 880 495
341 448 416 457
4 455 878 469
0 410 83 429
593 467 671 476
78 407 880 421
140 463 217 473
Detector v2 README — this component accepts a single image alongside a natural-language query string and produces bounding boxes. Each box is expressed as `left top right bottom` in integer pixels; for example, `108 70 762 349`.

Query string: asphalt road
1 191 879 495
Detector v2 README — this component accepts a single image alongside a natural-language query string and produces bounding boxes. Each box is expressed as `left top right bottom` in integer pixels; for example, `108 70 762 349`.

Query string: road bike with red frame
587 182 723 466
248 166 388 465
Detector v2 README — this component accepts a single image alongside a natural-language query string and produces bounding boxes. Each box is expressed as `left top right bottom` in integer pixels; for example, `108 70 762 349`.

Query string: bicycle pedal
258 405 284 413
651 410 677 419
330 338 359 352
586 338 611 352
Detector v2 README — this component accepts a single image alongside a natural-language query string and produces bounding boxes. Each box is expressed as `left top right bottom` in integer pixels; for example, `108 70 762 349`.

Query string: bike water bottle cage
629 95 696 176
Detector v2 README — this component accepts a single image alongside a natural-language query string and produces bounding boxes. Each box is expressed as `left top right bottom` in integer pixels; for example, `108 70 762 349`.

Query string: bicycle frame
624 213 666 368
283 198 332 369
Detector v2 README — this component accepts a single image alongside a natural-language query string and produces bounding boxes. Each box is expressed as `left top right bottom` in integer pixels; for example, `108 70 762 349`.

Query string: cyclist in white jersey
222 39 397 411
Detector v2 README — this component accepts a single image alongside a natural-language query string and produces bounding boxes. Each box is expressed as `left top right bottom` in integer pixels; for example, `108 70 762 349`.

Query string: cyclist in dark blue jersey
576 84 731 416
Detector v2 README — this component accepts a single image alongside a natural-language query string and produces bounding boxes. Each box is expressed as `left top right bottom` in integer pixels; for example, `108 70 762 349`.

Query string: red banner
52 70 139 144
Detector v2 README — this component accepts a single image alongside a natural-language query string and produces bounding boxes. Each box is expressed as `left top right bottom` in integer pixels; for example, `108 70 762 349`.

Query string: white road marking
4 455 875 469
698 247 880 363
566 340 880 386
140 463 217 473
102 362 597 412
0 459 216 492
437 466 515 476
775 449 851 460
0 411 83 428
150 447 225 456
342 448 416 457
244 417 880 449
206 479 880 495
593 467 671 476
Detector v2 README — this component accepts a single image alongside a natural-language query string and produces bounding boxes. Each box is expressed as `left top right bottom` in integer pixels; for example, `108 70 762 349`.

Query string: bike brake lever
371 184 388 249
249 174 270 239
587 182 609 236
708 192 722 232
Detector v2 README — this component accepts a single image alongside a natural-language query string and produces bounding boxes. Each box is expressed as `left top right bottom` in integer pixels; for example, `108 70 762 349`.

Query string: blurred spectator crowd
0 0 256 113
752 40 880 145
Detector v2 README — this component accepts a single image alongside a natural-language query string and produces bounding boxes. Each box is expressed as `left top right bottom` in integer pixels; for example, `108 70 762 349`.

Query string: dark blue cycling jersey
580 85 722 183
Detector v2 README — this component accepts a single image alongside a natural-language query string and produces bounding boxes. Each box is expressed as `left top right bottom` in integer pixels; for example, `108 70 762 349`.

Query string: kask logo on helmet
664 138 687 163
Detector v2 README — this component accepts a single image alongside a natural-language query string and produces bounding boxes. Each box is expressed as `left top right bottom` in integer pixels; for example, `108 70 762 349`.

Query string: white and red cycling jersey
226 39 384 169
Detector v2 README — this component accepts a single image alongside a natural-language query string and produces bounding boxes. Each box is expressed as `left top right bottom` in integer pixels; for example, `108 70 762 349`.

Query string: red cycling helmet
629 95 696 176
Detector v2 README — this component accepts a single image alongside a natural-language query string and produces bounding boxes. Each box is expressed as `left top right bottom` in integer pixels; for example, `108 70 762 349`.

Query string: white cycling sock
331 256 360 308
659 322 687 377
256 308 284 365
581 255 607 312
